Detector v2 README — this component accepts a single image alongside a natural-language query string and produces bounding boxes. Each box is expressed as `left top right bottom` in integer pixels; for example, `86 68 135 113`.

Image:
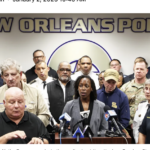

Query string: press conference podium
55 132 132 144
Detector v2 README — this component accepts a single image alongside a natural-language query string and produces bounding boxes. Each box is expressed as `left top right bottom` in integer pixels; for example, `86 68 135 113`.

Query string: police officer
29 60 57 126
25 49 58 83
97 69 130 129
133 79 150 143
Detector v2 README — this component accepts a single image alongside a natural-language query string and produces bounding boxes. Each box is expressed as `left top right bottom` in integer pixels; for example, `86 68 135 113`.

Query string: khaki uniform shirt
0 81 50 127
120 79 146 125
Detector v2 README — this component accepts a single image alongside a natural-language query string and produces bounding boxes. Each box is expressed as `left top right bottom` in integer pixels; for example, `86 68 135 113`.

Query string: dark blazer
47 79 75 123
25 66 58 83
62 98 108 136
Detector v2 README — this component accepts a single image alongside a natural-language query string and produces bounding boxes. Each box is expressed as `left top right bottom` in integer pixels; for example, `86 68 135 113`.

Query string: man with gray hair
47 61 75 124
0 58 50 127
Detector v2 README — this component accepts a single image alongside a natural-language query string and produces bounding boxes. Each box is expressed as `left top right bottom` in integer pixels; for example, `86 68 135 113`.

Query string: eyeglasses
98 78 103 81
59 68 71 72
110 64 120 67
34 56 44 59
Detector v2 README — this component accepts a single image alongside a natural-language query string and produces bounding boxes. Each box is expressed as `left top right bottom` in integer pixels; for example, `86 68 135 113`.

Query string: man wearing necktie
29 61 57 126
133 79 150 143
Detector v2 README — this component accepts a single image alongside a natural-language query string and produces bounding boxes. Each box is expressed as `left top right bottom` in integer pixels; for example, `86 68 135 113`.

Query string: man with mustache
47 61 75 124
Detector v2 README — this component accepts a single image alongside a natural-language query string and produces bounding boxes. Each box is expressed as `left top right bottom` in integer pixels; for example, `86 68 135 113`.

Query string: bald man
47 62 75 124
0 87 50 144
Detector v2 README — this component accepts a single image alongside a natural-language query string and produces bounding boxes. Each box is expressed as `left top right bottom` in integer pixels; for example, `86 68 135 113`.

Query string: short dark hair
99 70 105 75
80 55 92 63
74 75 97 101
35 60 47 68
33 49 45 57
109 59 121 66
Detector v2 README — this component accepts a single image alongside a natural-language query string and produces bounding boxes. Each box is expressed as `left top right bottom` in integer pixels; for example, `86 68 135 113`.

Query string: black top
25 66 58 83
0 111 50 144
47 79 75 123
79 98 93 127
139 109 150 144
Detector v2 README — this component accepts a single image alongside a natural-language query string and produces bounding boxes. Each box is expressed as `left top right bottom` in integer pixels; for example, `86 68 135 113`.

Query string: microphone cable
117 121 129 144
72 118 86 133
60 132 62 144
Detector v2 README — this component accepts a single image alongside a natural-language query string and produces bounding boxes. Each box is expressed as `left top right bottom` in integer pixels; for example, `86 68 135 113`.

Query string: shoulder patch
140 100 147 103
29 79 36 84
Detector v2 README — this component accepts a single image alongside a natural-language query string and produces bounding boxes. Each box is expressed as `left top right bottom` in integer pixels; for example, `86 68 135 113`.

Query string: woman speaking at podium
62 75 108 136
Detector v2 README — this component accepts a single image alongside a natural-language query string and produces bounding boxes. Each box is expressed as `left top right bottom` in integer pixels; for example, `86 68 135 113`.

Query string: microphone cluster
58 106 127 144
103 105 126 137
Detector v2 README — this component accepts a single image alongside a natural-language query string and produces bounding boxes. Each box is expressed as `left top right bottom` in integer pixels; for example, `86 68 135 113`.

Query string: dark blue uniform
97 86 130 128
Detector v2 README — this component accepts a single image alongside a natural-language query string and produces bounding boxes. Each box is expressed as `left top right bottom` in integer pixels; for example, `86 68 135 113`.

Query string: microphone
104 105 123 136
59 113 71 122
80 110 90 119
83 125 94 142
73 127 84 143
59 113 71 136
72 110 90 132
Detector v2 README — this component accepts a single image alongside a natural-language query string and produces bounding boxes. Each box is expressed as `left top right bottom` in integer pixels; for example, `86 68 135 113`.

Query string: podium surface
55 132 132 144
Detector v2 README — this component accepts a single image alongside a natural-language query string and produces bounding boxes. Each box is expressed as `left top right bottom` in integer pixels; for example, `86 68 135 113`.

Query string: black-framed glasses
59 68 71 72
34 56 44 59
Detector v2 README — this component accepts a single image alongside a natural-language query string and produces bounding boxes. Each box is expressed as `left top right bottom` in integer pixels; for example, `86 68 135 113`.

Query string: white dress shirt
58 80 66 102
133 100 149 143
29 76 57 125
71 71 99 90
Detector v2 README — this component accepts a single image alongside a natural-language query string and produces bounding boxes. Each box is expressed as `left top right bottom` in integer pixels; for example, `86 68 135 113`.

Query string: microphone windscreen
104 105 111 112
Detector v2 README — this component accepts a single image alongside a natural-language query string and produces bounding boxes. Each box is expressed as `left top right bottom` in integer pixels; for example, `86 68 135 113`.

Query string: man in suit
25 49 58 83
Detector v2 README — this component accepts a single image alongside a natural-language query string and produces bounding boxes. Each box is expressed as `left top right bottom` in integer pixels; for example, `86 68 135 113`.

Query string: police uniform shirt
0 111 50 144
133 100 149 143
30 77 57 125
30 76 54 109
71 71 99 90
139 107 150 144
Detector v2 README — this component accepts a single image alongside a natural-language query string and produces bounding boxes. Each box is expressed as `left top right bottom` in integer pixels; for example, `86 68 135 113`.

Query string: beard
59 75 70 83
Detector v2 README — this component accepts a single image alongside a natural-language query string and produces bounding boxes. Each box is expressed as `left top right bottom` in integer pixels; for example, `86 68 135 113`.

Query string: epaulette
52 77 57 81
29 79 36 84
140 100 147 104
